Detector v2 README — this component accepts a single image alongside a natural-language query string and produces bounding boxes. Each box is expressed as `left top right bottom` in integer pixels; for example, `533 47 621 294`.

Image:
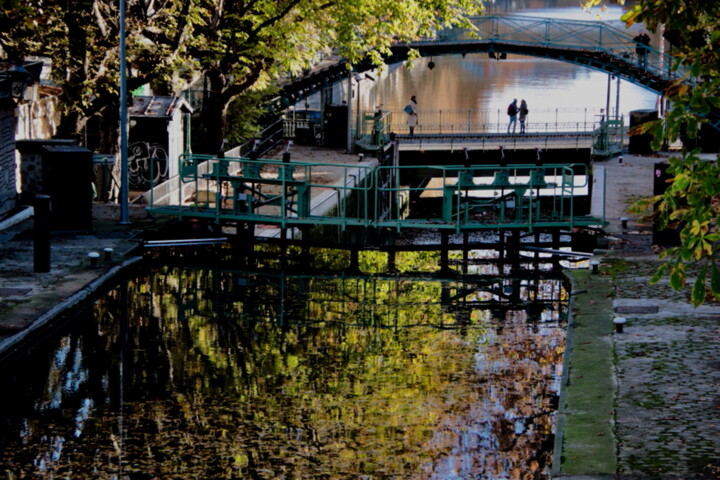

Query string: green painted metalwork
356 109 393 153
405 14 684 94
375 163 596 232
592 118 624 157
272 15 688 114
154 154 376 229
149 155 605 232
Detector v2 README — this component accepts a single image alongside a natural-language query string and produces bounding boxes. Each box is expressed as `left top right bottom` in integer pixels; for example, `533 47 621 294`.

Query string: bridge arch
275 15 682 109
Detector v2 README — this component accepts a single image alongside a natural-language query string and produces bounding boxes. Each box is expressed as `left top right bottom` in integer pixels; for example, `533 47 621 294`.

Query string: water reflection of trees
0 264 567 479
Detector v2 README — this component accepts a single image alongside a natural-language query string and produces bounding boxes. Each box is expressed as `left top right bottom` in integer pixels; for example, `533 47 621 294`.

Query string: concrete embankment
0 204 166 358
553 266 617 479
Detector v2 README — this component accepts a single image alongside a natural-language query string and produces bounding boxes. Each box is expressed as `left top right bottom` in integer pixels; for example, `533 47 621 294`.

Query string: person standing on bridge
519 99 529 134
406 95 418 137
634 31 650 69
507 99 518 134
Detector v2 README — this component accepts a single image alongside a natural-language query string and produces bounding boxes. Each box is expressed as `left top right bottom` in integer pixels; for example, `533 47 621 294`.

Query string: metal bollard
590 259 600 274
88 251 100 268
613 317 627 333
621 217 628 229
34 194 51 273
103 247 113 263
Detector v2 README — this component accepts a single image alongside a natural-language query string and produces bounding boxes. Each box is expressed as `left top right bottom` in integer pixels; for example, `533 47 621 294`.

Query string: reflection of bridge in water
149 249 573 324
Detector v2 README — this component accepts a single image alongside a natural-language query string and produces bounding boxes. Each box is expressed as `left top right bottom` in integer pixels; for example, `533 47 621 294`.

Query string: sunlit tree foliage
0 0 482 154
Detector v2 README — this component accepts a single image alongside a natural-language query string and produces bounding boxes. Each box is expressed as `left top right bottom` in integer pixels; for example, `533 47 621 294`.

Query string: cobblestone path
610 254 720 479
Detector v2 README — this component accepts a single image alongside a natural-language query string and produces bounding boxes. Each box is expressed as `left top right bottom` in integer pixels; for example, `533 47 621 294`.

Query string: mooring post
613 317 627 333
388 248 397 274
462 231 469 274
440 231 451 275
33 194 51 273
237 222 256 267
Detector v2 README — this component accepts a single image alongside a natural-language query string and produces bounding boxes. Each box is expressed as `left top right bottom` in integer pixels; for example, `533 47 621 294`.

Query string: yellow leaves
620 4 640 26
669 262 686 290
233 452 249 468
693 239 712 261
665 81 691 100
689 219 710 237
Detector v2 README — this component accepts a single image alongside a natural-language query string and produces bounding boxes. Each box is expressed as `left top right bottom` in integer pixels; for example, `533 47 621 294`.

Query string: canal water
0 2 631 478
0 245 570 479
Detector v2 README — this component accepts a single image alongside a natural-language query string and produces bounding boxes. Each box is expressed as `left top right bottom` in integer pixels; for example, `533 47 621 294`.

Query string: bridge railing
426 15 682 83
174 154 375 228
374 163 593 230
382 107 606 135
151 156 603 230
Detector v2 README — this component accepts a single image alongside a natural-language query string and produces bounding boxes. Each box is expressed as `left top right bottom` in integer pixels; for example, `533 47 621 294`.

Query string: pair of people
633 32 651 69
507 99 529 134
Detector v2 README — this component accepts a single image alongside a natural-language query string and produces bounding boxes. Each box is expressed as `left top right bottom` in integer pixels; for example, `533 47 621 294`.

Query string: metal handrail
373 163 592 230
423 15 684 82
176 154 375 227
153 157 603 230
376 108 610 136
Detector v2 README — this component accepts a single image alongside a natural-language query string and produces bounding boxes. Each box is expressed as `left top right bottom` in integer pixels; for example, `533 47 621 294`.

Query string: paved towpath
554 152 720 480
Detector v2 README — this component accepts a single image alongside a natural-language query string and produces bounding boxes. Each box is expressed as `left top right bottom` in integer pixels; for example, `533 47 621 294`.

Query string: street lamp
0 66 35 106
353 72 375 141
354 73 363 140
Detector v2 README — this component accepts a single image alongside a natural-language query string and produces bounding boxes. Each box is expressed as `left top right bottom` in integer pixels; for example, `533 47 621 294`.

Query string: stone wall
15 96 60 141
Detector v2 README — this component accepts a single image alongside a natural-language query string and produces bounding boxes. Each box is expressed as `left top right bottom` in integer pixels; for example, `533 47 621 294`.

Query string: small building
127 95 193 190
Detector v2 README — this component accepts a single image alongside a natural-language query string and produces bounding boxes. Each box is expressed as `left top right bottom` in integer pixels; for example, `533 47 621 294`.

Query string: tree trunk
199 71 231 155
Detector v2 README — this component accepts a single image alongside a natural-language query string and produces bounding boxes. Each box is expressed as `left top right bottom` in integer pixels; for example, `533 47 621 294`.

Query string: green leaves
691 264 707 306
649 263 668 285
711 262 720 299
669 261 686 291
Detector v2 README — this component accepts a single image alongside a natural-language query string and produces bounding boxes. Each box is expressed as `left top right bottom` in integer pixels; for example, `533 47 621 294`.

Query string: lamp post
119 0 129 224
354 73 362 141
346 72 352 153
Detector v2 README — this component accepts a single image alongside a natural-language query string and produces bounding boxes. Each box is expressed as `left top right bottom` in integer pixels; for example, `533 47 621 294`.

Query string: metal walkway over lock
148 154 604 234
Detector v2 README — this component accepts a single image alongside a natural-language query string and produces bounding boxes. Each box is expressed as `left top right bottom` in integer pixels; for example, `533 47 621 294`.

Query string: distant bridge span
276 15 684 108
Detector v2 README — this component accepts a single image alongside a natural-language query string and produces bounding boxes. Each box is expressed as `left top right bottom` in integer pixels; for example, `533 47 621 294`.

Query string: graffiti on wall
0 109 16 215
128 141 169 190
